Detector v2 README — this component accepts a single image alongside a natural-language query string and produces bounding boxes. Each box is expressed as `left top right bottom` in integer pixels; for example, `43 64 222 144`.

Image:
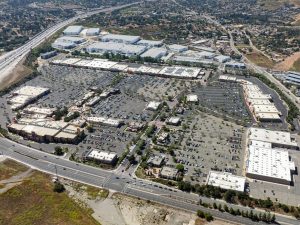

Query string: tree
128 155 136 164
54 146 64 156
197 210 205 218
205 213 214 222
213 202 217 209
224 190 236 203
176 164 184 172
53 182 65 193
223 204 229 212
87 125 94 133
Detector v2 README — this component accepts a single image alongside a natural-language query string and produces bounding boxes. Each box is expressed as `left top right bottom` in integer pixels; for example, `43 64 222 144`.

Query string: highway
0 3 138 83
0 137 298 225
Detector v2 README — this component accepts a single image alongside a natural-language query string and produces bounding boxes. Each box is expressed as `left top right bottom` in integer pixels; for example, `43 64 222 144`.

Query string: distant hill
258 0 300 10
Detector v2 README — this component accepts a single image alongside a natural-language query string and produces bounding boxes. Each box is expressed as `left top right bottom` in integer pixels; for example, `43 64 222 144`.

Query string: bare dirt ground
64 180 235 225
274 52 300 71
0 58 32 90
292 13 300 25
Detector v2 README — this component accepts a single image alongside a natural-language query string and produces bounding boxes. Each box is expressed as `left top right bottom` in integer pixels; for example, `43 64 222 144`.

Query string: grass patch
0 159 28 181
290 57 300 72
0 171 101 225
246 52 275 68
135 166 147 179
86 186 109 200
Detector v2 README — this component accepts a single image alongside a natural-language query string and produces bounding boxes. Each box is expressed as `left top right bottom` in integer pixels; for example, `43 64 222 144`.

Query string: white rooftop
246 145 295 182
187 94 198 102
249 127 297 147
88 149 117 162
101 34 140 43
207 171 246 192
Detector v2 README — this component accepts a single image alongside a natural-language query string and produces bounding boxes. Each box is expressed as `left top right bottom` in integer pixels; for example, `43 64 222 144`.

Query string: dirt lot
0 58 32 90
275 51 300 71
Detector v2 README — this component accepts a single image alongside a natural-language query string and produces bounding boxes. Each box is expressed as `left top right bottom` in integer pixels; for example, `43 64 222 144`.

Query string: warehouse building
214 55 231 63
206 171 246 192
246 145 295 185
52 36 86 50
168 44 188 53
86 42 147 56
248 127 298 149
140 48 167 59
101 34 141 44
40 51 57 59
86 28 100 36
225 62 246 70
245 127 298 185
63 26 83 36
83 149 118 165
137 39 163 47
282 71 300 85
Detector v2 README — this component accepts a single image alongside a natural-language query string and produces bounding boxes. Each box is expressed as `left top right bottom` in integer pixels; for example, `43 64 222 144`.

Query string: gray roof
86 42 146 55
101 34 140 43
137 39 163 46
56 36 85 43
140 48 167 58
63 26 83 34
86 28 100 35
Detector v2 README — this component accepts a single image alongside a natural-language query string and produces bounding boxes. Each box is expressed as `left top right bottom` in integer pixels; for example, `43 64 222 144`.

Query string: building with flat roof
166 117 181 126
86 42 146 56
187 94 198 102
282 71 300 85
206 171 246 192
242 81 281 122
86 28 100 36
86 116 124 127
246 145 295 185
225 62 246 70
159 66 200 79
24 107 56 116
146 101 161 111
245 127 298 185
147 155 165 167
7 118 84 144
168 44 188 53
40 51 57 59
140 48 167 59
214 55 231 63
137 39 163 47
8 86 50 110
52 36 85 50
63 26 83 36
160 166 178 180
101 34 140 44
248 127 298 149
84 149 117 164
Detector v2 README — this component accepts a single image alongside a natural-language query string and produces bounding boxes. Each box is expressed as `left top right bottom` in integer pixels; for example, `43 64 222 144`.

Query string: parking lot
191 82 250 122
